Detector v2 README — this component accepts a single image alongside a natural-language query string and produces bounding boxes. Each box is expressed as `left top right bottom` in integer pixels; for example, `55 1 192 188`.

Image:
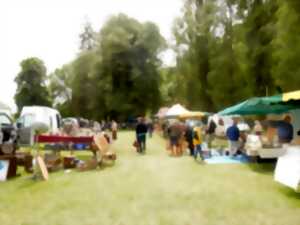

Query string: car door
16 115 34 146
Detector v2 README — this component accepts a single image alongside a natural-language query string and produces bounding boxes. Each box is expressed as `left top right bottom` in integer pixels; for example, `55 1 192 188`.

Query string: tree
207 0 250 110
70 51 97 119
15 57 52 112
49 65 73 117
159 67 178 106
171 0 283 111
239 0 278 96
173 0 218 111
272 0 300 92
79 20 96 51
93 14 165 120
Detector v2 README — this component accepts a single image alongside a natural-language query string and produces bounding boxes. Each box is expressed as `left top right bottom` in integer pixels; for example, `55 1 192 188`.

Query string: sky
0 0 183 111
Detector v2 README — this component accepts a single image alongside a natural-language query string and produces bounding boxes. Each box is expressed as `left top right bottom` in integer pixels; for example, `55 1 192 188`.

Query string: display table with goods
245 134 287 159
218 90 300 191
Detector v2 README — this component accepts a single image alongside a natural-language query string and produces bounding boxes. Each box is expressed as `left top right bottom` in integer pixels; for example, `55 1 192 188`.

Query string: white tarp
165 104 189 118
274 145 300 192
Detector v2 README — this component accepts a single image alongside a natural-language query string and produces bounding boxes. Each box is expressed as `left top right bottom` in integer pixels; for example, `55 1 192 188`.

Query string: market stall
218 90 300 191
218 90 300 158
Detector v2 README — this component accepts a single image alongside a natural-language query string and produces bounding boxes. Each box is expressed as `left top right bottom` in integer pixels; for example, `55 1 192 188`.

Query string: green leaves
172 0 300 111
48 14 165 120
15 57 52 112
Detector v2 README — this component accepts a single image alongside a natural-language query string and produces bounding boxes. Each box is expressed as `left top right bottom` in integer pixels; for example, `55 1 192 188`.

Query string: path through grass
0 131 299 225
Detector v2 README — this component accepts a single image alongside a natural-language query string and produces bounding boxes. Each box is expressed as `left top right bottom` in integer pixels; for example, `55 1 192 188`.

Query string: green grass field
0 131 299 225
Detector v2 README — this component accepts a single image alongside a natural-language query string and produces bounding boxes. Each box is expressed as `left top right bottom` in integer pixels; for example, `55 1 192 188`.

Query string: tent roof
165 104 189 117
179 111 206 119
282 90 300 102
218 94 299 116
155 107 169 118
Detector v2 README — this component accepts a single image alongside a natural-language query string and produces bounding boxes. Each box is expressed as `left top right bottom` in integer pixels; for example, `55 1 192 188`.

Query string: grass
0 131 299 225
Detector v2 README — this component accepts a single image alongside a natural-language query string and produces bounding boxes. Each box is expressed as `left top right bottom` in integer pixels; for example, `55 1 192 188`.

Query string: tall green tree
159 67 178 105
49 65 73 117
70 51 97 119
272 0 300 92
15 57 52 112
207 0 250 110
239 0 278 96
79 20 96 51
94 14 165 120
173 0 218 111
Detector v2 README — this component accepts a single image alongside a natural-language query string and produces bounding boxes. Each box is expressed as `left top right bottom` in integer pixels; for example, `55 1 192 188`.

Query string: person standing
253 120 263 135
269 115 294 143
185 124 194 156
206 119 217 149
111 120 118 140
136 117 148 153
168 121 183 156
215 119 225 138
193 125 204 161
226 119 240 156
148 120 154 138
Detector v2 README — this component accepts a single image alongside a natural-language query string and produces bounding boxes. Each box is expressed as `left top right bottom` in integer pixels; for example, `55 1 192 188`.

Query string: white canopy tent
165 104 189 118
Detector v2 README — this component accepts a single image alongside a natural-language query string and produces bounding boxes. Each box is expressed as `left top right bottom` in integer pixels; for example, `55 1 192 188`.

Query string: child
193 126 204 161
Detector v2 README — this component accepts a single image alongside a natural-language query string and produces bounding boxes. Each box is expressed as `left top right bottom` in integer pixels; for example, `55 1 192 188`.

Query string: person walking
136 117 148 153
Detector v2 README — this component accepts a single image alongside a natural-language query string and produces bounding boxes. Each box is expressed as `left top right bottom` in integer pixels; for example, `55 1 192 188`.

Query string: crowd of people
102 114 298 161
158 114 298 162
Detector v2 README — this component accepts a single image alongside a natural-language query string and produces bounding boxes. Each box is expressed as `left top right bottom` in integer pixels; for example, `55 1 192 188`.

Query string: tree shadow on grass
248 163 276 174
277 185 300 201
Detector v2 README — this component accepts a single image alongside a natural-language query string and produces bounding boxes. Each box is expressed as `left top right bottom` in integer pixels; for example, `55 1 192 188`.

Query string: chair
93 133 117 165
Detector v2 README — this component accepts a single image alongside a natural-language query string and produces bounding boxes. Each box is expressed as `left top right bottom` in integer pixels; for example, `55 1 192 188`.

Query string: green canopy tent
218 91 300 116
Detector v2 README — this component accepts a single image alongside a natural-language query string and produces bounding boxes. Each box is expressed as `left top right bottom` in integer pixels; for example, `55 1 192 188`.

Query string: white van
18 106 62 134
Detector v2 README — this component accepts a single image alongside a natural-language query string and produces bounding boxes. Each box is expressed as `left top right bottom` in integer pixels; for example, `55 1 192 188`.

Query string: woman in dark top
136 118 148 153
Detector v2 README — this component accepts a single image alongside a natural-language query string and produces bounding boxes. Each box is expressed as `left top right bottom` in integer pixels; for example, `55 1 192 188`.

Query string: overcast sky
0 0 182 110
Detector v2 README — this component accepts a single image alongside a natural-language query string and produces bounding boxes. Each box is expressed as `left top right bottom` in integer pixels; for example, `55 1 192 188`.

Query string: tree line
15 0 300 120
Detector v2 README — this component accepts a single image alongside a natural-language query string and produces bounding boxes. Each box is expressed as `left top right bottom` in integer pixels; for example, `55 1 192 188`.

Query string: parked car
0 112 17 155
62 117 79 128
17 106 62 134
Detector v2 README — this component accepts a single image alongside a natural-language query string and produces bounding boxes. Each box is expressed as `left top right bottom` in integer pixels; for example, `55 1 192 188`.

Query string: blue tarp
205 155 250 164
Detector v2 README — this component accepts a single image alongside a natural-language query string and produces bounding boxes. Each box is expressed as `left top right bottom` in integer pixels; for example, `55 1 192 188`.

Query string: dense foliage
171 0 300 112
15 1 300 118
50 14 165 120
14 57 52 112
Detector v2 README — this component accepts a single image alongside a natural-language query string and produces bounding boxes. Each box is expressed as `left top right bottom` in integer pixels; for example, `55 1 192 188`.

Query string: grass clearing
0 131 299 225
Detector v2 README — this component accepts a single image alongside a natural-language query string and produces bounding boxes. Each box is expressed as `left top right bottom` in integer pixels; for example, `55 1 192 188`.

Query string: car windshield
22 114 35 127
0 114 12 125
